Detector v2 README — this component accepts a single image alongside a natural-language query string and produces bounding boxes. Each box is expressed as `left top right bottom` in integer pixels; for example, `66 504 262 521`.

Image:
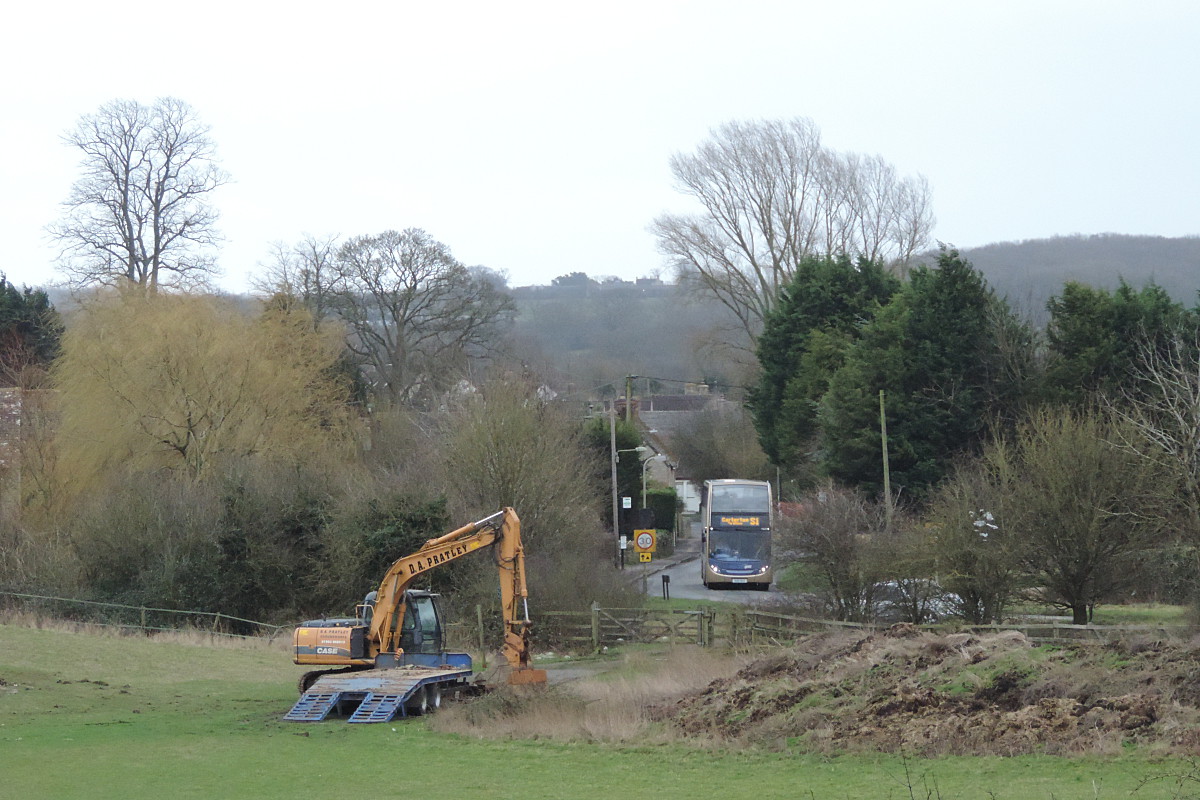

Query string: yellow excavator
286 507 547 723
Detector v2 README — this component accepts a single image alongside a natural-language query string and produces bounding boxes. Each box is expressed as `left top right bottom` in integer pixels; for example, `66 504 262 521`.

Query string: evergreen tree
750 255 899 476
0 276 61 385
819 249 1009 500
1044 280 1192 404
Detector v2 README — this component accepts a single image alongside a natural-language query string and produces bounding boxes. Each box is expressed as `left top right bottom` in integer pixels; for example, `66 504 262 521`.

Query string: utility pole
879 389 893 529
610 408 620 566
624 374 635 423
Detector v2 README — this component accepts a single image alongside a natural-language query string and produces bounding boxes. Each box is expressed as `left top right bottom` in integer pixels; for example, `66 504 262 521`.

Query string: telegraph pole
879 389 893 528
610 408 620 566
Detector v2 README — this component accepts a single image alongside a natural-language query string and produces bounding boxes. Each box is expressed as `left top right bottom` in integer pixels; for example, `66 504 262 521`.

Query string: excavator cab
399 591 445 656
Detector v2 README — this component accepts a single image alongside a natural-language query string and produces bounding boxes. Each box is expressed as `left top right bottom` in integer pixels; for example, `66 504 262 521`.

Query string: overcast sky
2 0 1197 295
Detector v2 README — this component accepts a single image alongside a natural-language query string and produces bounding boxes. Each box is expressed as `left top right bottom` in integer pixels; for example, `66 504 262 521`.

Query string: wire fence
0 591 288 640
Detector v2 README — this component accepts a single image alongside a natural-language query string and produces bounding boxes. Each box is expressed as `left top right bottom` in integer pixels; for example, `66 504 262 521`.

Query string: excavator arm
363 507 542 678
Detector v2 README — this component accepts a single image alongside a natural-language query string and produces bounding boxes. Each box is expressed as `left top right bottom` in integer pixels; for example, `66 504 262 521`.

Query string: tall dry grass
0 608 290 652
430 646 745 743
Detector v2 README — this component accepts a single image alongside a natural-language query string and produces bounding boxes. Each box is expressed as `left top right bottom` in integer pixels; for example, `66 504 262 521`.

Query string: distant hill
508 279 749 396
955 234 1200 318
509 236 1200 391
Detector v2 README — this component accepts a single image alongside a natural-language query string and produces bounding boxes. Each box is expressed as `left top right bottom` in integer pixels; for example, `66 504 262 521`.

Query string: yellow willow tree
49 291 354 500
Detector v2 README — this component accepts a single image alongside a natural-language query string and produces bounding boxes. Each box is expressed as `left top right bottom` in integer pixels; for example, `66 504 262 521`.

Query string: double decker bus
699 479 773 590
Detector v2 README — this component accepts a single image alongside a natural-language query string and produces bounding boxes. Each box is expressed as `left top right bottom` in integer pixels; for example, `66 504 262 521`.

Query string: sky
2 0 1197 295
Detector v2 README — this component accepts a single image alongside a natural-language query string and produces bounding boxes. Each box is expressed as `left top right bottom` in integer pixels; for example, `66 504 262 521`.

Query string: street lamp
616 445 649 508
640 454 660 508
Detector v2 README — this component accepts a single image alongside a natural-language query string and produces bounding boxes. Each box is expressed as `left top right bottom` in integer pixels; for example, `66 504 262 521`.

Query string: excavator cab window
399 592 444 655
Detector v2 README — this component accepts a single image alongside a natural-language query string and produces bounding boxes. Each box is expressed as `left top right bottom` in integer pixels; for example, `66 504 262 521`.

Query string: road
631 519 782 605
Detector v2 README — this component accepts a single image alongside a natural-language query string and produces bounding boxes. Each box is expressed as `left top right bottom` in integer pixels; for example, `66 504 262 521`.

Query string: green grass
1090 602 1191 626
642 595 731 612
2 622 1198 799
774 560 827 593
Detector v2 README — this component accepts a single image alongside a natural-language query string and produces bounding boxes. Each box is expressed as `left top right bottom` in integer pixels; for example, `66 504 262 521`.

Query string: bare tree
435 377 635 613
50 97 228 292
1109 331 1200 541
256 235 340 324
778 484 891 622
328 229 516 406
998 408 1157 624
652 118 933 347
926 453 1021 624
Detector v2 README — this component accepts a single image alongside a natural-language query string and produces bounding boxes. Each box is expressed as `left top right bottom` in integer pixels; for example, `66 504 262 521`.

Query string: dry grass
430 646 746 743
0 608 290 651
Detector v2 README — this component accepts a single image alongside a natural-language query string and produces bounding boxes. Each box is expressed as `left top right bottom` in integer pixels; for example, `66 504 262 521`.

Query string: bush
643 486 679 534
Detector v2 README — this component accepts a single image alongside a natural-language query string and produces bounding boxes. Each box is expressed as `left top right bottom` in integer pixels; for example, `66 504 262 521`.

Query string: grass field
2 621 1199 799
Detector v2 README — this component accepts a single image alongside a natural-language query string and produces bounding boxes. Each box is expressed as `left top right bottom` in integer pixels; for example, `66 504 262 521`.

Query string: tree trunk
1071 604 1089 625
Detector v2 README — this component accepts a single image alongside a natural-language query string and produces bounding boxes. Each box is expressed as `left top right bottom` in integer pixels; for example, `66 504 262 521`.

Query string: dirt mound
654 626 1200 755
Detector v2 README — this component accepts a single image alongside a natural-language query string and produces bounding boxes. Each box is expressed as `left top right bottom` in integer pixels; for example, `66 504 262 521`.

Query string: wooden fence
3 590 1190 650
527 605 1195 651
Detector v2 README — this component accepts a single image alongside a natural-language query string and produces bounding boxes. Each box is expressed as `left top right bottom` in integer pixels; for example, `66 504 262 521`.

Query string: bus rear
700 479 773 590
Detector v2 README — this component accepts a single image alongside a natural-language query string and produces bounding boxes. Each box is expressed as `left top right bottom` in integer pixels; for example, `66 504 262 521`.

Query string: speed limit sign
633 529 656 553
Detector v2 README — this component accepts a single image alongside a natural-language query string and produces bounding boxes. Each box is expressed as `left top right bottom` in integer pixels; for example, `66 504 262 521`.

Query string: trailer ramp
285 666 471 723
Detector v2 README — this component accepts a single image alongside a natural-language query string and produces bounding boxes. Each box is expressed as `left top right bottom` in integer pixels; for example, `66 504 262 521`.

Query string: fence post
476 604 486 668
140 606 147 633
591 601 601 653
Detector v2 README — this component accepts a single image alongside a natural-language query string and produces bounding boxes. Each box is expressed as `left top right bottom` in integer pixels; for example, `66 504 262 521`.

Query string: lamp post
641 454 659 508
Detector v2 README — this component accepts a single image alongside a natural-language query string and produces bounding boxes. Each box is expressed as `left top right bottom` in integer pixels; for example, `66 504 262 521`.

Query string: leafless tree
1109 331 1200 541
256 235 340 324
328 229 516 406
926 454 1021 624
50 97 228 292
778 484 891 622
998 408 1157 624
652 118 933 347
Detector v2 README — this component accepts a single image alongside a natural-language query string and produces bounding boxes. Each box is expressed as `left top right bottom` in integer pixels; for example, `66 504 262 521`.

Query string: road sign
633 529 656 553
639 552 652 563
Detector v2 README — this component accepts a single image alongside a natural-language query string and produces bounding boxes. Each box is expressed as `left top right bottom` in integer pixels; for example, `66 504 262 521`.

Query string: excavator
285 507 547 723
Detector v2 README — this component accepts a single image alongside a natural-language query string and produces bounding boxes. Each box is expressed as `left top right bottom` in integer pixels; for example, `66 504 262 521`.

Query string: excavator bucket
507 667 548 686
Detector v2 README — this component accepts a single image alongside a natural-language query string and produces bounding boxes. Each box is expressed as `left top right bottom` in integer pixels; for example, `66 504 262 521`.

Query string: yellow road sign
639 552 652 563
633 529 656 553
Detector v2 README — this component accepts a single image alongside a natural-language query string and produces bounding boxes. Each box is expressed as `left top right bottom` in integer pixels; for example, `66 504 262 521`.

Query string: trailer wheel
426 683 442 711
406 687 430 716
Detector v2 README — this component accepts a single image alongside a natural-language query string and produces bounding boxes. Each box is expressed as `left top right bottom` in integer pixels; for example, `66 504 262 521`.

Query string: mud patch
656 627 1200 755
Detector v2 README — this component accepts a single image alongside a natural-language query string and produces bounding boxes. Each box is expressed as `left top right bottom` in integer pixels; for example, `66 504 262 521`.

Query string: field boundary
3 590 1192 650
529 605 1197 651
0 590 288 639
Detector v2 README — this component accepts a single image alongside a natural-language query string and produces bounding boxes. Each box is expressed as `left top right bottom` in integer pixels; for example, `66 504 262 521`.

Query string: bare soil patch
654 624 1200 755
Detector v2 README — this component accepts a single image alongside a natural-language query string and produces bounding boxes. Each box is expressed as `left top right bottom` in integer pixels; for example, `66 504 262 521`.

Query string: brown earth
653 624 1200 755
